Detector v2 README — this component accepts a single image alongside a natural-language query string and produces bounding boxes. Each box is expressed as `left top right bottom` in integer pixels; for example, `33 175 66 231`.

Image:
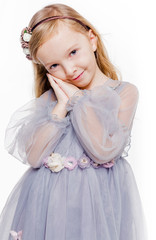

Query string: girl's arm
67 82 139 164
4 89 69 168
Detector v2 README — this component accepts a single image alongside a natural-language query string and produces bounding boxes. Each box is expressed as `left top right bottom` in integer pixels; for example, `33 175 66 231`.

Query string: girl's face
37 22 102 89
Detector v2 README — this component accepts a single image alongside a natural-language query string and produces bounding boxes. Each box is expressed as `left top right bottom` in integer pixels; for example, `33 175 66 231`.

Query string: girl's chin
77 82 91 90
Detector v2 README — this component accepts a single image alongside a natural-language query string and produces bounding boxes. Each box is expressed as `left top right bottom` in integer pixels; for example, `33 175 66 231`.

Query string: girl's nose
63 62 77 78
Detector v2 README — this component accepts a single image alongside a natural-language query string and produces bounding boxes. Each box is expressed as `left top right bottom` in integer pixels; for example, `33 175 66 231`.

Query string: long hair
28 4 120 97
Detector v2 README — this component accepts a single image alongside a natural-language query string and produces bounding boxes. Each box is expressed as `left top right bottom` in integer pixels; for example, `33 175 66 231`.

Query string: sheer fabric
67 81 138 163
4 80 138 167
1 80 147 240
4 89 70 168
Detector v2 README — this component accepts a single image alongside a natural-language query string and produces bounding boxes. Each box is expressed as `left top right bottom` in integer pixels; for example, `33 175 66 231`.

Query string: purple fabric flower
90 160 101 169
78 155 91 169
64 157 78 170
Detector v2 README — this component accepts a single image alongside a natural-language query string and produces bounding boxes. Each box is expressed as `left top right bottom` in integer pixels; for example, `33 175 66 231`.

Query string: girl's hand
47 74 82 104
47 74 69 105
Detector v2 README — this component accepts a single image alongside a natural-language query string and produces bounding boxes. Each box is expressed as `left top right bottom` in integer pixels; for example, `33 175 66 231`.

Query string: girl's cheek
49 70 66 80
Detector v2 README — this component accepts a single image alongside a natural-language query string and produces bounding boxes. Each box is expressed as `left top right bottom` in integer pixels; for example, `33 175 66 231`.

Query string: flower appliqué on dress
77 155 91 169
102 160 114 168
64 157 78 170
44 153 65 172
43 153 114 173
10 230 22 240
91 159 115 169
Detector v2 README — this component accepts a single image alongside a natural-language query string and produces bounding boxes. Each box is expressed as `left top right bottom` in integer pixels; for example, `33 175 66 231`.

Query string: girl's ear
87 29 97 52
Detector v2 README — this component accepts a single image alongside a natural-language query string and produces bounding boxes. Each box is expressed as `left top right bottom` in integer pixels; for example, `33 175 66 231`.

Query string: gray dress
0 79 147 240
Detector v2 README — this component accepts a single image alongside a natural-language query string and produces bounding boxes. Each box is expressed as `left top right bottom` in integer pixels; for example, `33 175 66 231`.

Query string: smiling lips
73 71 84 81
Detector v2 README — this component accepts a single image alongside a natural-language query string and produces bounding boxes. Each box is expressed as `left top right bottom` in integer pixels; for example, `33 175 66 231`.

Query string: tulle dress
0 79 147 240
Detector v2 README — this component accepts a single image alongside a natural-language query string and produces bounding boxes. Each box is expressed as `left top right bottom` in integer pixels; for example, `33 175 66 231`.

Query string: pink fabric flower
10 230 22 240
64 157 77 170
102 160 114 168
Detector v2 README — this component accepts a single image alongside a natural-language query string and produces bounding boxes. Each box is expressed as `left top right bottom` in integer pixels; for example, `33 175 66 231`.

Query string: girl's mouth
73 71 84 81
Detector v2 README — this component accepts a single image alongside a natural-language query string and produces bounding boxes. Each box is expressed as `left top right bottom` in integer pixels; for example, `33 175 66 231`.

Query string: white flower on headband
23 48 30 55
20 27 32 60
23 32 32 42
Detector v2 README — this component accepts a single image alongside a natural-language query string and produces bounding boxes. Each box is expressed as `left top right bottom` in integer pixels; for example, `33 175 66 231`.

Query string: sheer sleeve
4 89 70 168
66 82 139 164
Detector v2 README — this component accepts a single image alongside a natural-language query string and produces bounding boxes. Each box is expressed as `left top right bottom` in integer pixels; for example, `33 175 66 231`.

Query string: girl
0 3 147 240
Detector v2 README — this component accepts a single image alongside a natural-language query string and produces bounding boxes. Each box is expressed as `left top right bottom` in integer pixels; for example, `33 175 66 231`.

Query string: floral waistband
43 153 115 173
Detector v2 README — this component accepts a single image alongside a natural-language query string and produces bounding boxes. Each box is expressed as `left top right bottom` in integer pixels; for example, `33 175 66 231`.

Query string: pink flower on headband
20 27 32 60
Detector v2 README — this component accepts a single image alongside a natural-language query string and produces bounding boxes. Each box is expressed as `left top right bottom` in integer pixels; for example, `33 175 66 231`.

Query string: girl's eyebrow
45 44 79 67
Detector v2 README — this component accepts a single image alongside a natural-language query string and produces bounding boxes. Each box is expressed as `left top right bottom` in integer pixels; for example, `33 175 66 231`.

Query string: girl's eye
70 50 77 56
50 64 58 70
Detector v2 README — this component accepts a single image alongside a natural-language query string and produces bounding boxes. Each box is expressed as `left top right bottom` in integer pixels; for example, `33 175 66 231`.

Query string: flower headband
20 16 90 60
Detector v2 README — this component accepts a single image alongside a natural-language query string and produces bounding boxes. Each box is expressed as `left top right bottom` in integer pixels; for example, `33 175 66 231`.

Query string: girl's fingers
47 74 64 89
47 74 62 92
47 73 80 98
47 73 61 83
46 73 69 104
51 75 66 88
47 74 68 95
46 73 56 85
46 73 61 93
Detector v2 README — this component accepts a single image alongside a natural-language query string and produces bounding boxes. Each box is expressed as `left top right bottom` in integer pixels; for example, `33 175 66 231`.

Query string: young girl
0 3 147 240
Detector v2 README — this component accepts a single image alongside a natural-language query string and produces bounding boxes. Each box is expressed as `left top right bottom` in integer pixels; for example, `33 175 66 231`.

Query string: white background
0 0 155 239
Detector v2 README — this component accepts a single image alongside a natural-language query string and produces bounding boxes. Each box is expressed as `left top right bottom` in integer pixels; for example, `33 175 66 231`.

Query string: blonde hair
28 4 120 97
